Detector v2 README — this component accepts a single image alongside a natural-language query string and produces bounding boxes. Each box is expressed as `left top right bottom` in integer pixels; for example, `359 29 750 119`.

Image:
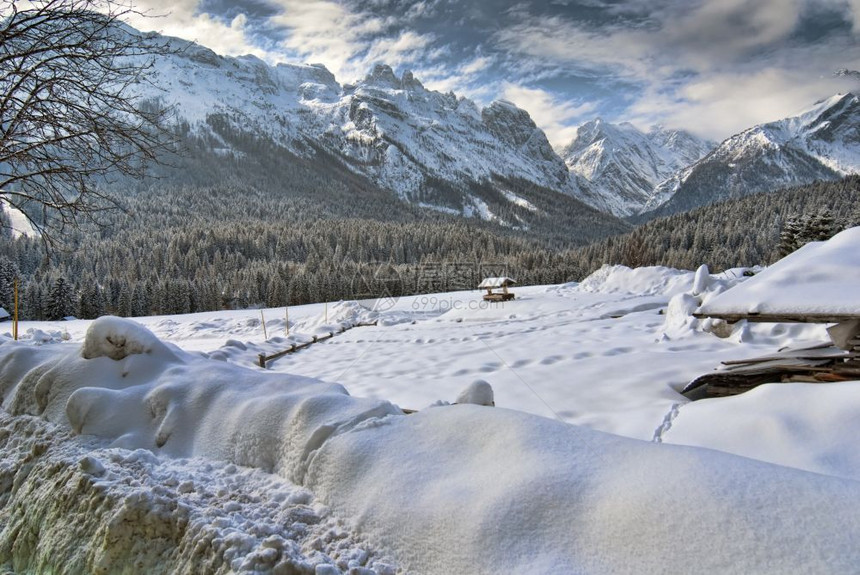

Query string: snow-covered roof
478 277 516 289
696 226 860 322
0 307 8 319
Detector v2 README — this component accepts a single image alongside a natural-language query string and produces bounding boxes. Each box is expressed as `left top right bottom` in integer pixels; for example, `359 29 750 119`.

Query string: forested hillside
0 132 627 320
1 127 855 322
572 176 860 273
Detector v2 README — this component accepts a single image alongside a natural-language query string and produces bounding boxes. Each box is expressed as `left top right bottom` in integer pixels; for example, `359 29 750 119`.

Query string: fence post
13 278 18 341
260 310 268 340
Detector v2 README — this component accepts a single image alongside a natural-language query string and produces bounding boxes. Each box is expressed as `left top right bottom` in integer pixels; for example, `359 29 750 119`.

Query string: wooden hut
685 226 860 399
479 277 516 302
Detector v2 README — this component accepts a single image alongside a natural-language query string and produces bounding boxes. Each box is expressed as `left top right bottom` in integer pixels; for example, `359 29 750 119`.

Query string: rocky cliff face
138 36 592 226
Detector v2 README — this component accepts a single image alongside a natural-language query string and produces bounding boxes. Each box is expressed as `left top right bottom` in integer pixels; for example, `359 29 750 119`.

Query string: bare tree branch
0 0 175 250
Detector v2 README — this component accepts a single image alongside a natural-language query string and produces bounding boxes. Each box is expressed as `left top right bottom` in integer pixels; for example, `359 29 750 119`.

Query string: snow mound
0 318 401 485
660 263 831 344
576 264 694 297
293 301 376 335
455 380 494 406
664 381 860 480
22 327 68 344
691 264 712 295
82 316 174 360
310 405 860 574
698 226 860 317
0 412 395 574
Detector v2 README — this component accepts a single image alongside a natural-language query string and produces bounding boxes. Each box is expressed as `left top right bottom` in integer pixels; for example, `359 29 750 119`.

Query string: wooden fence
257 321 378 368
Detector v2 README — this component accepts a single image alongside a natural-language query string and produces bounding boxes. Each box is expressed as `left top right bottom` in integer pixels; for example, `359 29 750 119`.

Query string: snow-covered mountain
641 93 860 217
562 119 712 217
137 33 602 228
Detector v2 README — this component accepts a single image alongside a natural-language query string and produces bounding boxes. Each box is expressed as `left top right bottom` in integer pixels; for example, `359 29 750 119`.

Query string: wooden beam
721 349 856 365
693 312 860 324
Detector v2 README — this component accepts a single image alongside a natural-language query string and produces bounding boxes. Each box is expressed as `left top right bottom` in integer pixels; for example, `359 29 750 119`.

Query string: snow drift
697 226 860 317
3 316 860 573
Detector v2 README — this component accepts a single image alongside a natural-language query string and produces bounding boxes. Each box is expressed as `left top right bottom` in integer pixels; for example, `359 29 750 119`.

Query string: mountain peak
360 64 426 91
793 93 856 123
641 92 860 219
482 100 538 139
363 64 400 87
563 118 713 217
400 69 423 90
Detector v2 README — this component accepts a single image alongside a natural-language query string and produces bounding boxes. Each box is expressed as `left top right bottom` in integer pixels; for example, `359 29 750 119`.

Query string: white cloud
657 0 802 68
268 0 438 81
127 0 269 59
415 55 497 97
845 0 860 32
364 30 434 67
628 68 856 140
501 82 597 149
495 0 809 77
493 0 860 139
460 55 493 76
494 16 648 77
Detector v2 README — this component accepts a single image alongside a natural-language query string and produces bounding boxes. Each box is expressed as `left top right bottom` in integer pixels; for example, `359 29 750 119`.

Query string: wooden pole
13 277 18 341
260 310 268 340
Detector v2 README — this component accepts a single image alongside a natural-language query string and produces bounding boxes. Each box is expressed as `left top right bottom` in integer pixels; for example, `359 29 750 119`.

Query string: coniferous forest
0 128 858 321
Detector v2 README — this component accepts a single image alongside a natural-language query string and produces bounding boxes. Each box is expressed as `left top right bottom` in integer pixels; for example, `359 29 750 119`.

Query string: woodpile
682 341 860 400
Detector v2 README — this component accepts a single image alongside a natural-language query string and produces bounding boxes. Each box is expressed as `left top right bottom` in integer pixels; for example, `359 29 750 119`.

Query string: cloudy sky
127 0 860 148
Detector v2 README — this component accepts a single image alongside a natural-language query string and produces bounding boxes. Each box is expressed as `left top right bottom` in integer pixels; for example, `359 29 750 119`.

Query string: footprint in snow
479 362 502 373
603 346 633 356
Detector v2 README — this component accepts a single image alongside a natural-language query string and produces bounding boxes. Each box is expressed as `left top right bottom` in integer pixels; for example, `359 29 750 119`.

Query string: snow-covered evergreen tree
46 278 75 320
0 256 19 313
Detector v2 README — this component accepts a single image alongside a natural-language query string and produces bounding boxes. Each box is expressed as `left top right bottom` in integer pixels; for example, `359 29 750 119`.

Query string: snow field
1 262 858 573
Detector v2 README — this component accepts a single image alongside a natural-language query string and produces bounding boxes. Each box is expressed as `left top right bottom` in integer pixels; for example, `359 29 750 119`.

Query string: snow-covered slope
563 119 712 217
642 93 860 217
138 33 588 223
0 201 39 239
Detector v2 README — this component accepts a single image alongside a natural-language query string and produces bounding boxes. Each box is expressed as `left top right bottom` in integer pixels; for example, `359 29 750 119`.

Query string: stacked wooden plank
682 343 860 399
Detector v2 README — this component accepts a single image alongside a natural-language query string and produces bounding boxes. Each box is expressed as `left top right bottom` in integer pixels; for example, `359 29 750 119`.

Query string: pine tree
0 256 19 313
131 284 150 317
46 278 75 320
22 281 43 321
805 209 836 242
778 216 803 257
78 284 106 319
